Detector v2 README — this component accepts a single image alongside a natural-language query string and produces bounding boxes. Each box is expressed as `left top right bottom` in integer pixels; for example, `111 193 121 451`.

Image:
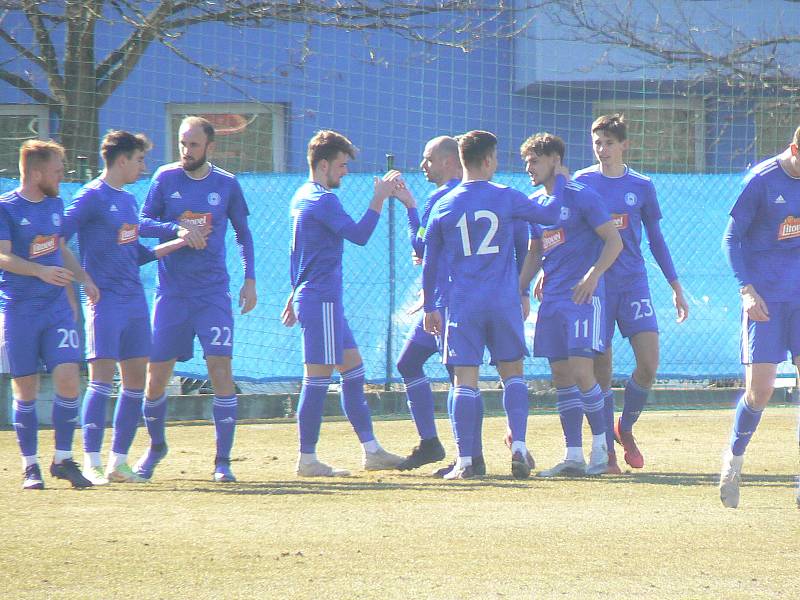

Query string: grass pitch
0 407 798 599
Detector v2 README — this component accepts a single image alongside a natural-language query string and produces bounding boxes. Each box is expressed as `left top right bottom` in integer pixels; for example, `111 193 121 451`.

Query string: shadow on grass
100 476 537 496
530 471 797 489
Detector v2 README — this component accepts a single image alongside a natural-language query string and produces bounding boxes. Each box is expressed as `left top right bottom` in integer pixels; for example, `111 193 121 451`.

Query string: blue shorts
151 293 234 362
442 306 528 367
295 298 357 365
533 295 605 361
604 283 659 344
85 292 151 361
741 300 800 364
1 296 81 377
406 313 442 354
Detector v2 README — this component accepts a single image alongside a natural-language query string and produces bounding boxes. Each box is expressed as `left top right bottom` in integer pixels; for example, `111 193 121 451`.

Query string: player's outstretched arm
572 221 622 304
643 218 688 321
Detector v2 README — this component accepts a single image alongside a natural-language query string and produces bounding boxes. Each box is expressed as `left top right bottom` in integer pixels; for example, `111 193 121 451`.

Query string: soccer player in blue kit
392 135 461 471
573 115 689 473
282 130 409 477
517 133 622 477
422 130 562 480
136 116 257 483
1 140 100 489
62 130 187 485
720 124 800 508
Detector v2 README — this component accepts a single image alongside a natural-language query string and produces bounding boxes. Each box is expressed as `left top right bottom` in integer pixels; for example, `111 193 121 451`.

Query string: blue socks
581 384 606 437
452 386 478 458
142 394 168 447
730 394 763 456
111 388 144 455
297 376 330 453
213 395 238 461
340 364 374 443
13 399 38 458
473 390 484 458
81 381 112 454
556 385 584 448
603 389 615 451
503 376 529 443
52 395 79 452
397 340 438 440
620 378 649 432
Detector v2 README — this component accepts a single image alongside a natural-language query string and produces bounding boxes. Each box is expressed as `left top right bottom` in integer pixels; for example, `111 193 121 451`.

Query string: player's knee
634 361 657 387
53 364 80 398
396 350 424 379
745 386 771 411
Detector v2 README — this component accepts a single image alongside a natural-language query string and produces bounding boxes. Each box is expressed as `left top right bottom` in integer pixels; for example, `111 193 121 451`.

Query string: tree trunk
60 101 100 182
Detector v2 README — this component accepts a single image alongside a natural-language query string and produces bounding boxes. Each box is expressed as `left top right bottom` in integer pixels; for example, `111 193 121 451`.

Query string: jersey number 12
456 210 500 257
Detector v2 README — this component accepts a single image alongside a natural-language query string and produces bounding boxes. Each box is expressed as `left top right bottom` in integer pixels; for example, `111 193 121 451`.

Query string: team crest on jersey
30 234 58 258
778 216 800 240
179 210 212 229
559 206 570 221
542 228 565 252
51 213 61 227
207 192 221 206
625 192 637 206
117 223 139 245
611 213 629 230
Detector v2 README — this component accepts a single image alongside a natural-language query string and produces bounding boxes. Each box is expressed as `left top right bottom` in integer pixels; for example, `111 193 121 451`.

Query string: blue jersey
139 163 254 297
729 156 800 302
573 165 664 291
407 178 460 310
423 179 560 313
62 178 154 300
290 181 379 302
0 190 67 313
530 180 611 301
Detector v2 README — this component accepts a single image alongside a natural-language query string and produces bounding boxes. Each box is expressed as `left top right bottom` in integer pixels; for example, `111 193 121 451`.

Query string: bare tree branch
0 66 57 106
21 0 64 95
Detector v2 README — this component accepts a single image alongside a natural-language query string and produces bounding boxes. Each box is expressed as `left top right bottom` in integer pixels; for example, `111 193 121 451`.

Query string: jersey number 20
456 210 500 257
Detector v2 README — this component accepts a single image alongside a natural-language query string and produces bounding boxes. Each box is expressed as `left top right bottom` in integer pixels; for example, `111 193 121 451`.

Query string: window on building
166 103 286 173
754 99 799 159
0 105 50 177
592 99 705 173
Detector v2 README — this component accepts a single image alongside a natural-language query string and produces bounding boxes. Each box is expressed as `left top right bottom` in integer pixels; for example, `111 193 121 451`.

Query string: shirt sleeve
422 213 443 313
135 242 157 266
319 193 380 246
0 206 12 242
139 174 180 238
61 188 95 242
511 176 564 225
227 179 256 280
722 216 750 288
644 219 678 283
406 207 423 258
580 187 613 230
728 172 763 233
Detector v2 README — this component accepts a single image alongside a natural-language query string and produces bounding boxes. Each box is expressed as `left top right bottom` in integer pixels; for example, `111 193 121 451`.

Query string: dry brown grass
0 407 798 599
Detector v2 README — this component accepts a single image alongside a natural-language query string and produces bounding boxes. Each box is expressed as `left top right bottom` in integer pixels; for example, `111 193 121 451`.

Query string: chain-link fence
2 169 777 384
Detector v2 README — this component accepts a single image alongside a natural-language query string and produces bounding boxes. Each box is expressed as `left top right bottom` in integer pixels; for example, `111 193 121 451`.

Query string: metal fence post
385 154 395 390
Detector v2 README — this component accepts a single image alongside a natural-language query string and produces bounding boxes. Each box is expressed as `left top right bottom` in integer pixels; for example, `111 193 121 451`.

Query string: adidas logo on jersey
110 204 118 212
171 191 182 199
775 195 786 204
20 217 30 225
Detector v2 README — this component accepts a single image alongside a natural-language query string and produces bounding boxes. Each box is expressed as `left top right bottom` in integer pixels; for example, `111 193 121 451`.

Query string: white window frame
592 98 706 173
165 102 286 172
0 104 50 176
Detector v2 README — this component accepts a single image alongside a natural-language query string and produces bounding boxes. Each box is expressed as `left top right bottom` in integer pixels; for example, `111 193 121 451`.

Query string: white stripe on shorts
323 302 335 365
592 296 601 351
